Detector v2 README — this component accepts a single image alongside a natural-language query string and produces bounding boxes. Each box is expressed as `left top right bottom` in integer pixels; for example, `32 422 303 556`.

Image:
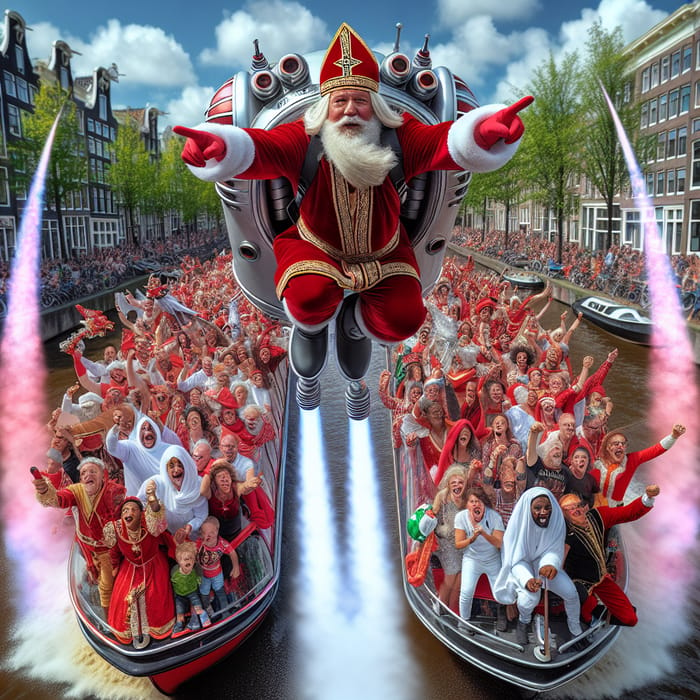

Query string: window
651 62 659 88
668 129 677 157
677 168 686 194
656 171 665 196
14 45 24 74
642 67 650 92
669 88 680 118
16 77 28 104
641 102 649 128
691 201 700 251
692 140 700 188
657 132 666 160
683 46 692 73
681 84 691 114
660 93 668 121
694 118 700 133
7 105 21 137
0 167 10 206
98 94 107 121
649 98 658 124
662 55 670 82
59 66 69 90
646 172 654 196
623 210 642 248
667 169 676 194
679 126 687 156
671 50 681 78
87 118 94 133
696 82 700 108
77 111 84 135
665 207 683 254
3 71 16 97
623 82 631 103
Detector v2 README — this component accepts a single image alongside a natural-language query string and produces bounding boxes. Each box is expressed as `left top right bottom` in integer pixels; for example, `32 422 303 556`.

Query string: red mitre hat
401 352 422 369
320 23 379 96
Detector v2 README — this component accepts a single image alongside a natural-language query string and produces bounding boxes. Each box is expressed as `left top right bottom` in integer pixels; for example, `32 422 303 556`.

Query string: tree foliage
521 52 583 260
9 80 86 257
579 21 645 250
108 114 152 246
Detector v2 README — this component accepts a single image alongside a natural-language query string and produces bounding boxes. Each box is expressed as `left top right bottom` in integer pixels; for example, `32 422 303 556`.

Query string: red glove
172 125 227 167
71 351 87 377
474 96 534 150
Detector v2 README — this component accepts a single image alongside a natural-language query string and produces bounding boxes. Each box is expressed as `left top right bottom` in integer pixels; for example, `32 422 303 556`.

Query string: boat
572 295 653 345
389 346 628 693
68 359 290 695
502 269 546 292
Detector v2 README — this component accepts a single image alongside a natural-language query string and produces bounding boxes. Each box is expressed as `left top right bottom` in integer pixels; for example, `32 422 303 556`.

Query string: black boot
289 324 328 380
516 620 530 645
335 294 372 381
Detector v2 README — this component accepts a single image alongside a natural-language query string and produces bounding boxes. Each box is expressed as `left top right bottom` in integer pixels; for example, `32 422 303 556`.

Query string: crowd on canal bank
0 228 227 313
456 227 700 320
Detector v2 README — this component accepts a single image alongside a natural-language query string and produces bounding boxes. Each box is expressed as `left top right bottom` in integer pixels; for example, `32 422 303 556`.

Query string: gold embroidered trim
275 259 419 297
297 216 400 263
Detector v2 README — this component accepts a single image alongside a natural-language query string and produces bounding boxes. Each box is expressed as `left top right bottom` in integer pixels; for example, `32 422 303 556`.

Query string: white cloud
162 85 220 128
27 19 196 88
199 0 328 68
430 16 536 95
437 0 542 26
559 0 669 59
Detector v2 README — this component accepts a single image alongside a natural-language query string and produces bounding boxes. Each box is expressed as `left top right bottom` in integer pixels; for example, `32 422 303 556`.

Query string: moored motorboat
572 295 653 345
502 269 546 292
68 360 290 695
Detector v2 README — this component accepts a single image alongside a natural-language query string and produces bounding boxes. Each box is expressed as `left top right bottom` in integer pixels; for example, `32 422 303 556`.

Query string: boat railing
68 517 276 647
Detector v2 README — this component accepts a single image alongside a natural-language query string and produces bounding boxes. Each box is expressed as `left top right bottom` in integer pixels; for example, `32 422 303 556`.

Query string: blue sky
11 0 685 130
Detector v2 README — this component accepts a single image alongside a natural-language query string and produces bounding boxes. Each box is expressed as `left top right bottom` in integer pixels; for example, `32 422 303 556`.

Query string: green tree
580 21 650 252
108 114 152 246
521 52 583 262
10 80 86 258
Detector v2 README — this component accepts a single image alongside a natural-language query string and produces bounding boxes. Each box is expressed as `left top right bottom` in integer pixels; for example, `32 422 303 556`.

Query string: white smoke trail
293 407 346 698
343 417 418 699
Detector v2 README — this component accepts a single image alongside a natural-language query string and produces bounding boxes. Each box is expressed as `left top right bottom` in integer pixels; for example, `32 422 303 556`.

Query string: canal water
0 299 698 699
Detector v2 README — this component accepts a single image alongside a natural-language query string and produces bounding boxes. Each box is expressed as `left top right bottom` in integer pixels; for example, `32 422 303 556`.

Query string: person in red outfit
173 23 531 412
560 484 661 626
33 457 126 614
103 496 176 644
591 424 685 506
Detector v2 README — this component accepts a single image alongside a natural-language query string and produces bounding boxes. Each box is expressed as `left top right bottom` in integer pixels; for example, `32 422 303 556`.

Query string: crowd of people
458 227 700 320
390 253 686 645
32 249 289 643
0 229 227 312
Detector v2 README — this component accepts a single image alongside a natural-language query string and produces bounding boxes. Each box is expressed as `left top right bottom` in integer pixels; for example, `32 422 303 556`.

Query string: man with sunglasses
560 484 660 627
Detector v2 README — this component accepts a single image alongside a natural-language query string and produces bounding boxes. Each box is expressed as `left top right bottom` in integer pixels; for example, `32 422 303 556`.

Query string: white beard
320 115 397 189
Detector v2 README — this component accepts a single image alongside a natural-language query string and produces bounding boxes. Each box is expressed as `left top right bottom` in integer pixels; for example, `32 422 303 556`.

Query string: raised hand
173 125 227 167
475 96 534 150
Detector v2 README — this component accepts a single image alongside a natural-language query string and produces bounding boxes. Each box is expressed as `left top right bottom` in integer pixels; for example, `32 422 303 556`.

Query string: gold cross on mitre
334 26 362 77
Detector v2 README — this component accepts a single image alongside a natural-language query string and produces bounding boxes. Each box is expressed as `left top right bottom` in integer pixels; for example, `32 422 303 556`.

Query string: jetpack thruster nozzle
380 22 411 87
251 39 269 71
413 34 432 69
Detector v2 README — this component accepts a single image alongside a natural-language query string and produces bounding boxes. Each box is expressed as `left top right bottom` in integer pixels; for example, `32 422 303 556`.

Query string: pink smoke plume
0 114 68 576
597 86 699 677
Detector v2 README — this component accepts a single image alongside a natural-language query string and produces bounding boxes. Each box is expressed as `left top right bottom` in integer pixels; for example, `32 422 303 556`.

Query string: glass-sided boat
68 361 290 695
389 350 627 694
